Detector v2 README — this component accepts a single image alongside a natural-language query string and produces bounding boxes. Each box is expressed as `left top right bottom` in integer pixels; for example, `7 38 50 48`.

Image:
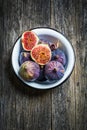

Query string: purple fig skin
52 49 66 66
49 42 59 51
19 52 31 65
39 39 59 51
19 61 40 81
37 67 46 81
45 61 65 80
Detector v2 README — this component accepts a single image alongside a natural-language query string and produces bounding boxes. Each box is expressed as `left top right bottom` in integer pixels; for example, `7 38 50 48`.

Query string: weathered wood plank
51 0 87 130
74 0 87 130
51 0 76 129
0 0 52 130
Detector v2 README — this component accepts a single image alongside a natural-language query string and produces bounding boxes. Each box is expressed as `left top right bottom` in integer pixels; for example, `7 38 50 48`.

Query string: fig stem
54 55 59 59
53 68 57 73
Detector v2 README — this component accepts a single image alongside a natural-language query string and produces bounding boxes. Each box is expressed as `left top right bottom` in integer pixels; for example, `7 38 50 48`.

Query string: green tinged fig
19 61 40 81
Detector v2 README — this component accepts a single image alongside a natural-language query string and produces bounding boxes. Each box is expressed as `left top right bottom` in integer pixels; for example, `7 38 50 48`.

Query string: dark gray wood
51 0 87 130
0 0 51 130
0 0 87 130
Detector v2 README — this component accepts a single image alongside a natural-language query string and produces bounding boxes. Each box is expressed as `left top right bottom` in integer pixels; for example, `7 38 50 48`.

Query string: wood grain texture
51 0 87 130
0 0 52 130
0 0 87 130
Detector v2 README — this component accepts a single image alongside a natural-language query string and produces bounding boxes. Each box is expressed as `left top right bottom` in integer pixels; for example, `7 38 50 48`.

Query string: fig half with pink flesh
21 31 39 51
31 44 51 65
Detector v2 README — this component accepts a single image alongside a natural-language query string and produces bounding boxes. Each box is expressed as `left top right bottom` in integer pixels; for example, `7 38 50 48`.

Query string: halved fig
31 44 51 65
21 31 39 51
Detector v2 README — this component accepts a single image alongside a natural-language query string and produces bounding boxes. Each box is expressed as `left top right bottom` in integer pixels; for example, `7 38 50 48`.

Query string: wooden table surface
0 0 87 130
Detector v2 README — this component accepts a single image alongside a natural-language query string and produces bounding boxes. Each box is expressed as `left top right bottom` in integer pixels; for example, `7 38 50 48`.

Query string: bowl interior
11 28 75 89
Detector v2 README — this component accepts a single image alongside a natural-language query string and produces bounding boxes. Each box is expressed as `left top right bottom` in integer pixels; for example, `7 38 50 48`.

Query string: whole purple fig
19 61 40 81
52 49 66 66
45 61 65 80
19 52 31 65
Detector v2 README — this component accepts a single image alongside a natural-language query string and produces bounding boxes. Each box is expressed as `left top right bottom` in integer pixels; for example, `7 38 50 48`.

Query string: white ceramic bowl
11 27 75 89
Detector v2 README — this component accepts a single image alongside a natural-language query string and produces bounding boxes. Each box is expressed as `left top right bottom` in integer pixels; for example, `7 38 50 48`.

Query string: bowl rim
11 27 75 89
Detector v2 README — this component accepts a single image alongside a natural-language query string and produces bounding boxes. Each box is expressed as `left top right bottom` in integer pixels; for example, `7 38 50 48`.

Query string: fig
37 67 46 81
39 39 60 51
21 31 39 51
45 61 65 80
50 42 59 51
19 61 40 81
19 52 31 65
52 49 66 66
31 44 51 65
